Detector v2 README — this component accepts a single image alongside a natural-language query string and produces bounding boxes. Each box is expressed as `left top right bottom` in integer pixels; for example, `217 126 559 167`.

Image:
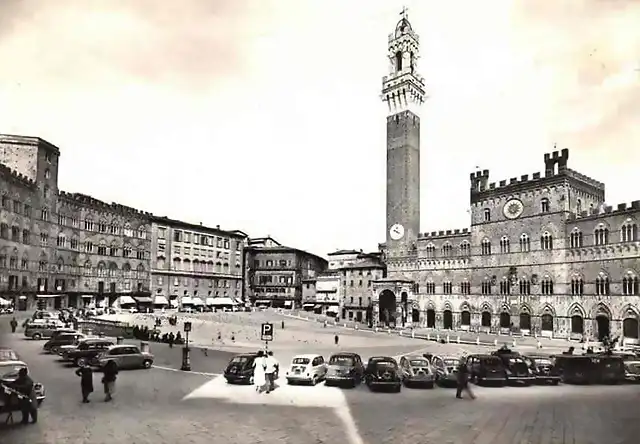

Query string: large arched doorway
519 312 531 331
571 315 584 335
623 317 639 339
541 313 554 333
411 307 420 323
443 310 453 330
596 315 610 341
460 310 471 327
426 309 436 328
481 311 491 328
379 290 396 326
499 311 511 329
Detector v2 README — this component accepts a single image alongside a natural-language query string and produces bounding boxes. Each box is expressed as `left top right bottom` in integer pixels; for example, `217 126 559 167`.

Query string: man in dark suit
8 368 38 423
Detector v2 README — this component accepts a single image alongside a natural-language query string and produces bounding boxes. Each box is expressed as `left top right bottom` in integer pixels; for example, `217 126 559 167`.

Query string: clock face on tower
503 199 524 219
389 223 405 241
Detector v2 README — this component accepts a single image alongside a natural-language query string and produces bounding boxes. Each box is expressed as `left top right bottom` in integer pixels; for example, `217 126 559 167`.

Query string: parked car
286 354 327 385
224 353 259 384
24 321 67 340
430 355 460 386
364 356 402 392
0 348 20 362
555 354 625 385
0 360 46 405
523 355 561 385
0 306 14 314
325 352 364 387
623 358 640 383
466 354 507 386
93 345 154 370
60 338 115 366
398 355 435 388
43 333 85 354
492 351 535 386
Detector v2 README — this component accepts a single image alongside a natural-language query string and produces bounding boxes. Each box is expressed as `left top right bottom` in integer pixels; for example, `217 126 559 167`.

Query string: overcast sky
1 0 638 257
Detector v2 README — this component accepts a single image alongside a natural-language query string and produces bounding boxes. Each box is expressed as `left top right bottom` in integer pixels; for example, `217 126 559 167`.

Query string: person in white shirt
252 351 267 393
264 351 279 393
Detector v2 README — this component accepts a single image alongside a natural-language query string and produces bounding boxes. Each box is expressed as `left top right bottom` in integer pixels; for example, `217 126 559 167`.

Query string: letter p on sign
261 323 273 341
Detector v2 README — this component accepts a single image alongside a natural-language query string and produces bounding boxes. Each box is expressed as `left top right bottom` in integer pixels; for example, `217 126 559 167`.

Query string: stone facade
244 241 327 309
149 216 247 306
373 18 640 343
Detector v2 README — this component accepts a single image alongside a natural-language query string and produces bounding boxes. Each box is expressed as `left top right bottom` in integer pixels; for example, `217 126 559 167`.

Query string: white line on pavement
334 405 365 444
152 365 220 377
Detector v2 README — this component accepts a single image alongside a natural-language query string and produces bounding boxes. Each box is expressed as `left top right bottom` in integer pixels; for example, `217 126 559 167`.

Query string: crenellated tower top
381 8 426 117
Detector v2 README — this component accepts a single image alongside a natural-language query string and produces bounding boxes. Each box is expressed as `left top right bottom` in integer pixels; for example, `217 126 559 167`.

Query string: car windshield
0 350 19 361
443 359 458 366
292 358 310 365
534 359 552 366
410 359 428 367
482 357 503 367
0 364 25 380
330 355 354 366
56 335 75 341
509 357 525 364
231 356 250 364
375 360 397 368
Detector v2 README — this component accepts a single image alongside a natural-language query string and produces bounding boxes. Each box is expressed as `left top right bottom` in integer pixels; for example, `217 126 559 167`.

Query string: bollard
116 336 124 345
436 334 440 342
427 333 431 341
512 339 517 348
399 331 403 336
494 339 498 346
537 341 542 349
387 328 391 334
344 323 347 328
411 331 415 339
375 327 378 333
446 334 450 343
476 336 480 345
456 336 460 344
354 325 358 330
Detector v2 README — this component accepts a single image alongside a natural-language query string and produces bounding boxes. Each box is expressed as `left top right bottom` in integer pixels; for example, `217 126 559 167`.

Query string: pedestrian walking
253 351 267 393
455 356 475 400
265 351 279 393
7 368 38 424
102 360 118 402
10 317 18 333
334 334 339 346
75 362 94 403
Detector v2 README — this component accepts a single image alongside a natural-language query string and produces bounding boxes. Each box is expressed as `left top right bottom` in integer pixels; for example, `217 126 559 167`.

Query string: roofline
149 215 247 239
327 250 362 256
0 134 61 155
244 245 328 265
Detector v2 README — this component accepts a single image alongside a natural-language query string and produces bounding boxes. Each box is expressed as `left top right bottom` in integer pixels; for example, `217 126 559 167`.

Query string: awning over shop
192 297 204 306
205 298 215 306
207 297 237 306
36 294 60 298
154 296 169 305
303 303 314 308
181 296 193 305
170 299 179 307
81 294 93 299
255 300 271 305
0 297 11 305
115 296 136 306
314 305 321 309
134 296 153 304
284 301 293 307
18 295 27 300
326 306 339 314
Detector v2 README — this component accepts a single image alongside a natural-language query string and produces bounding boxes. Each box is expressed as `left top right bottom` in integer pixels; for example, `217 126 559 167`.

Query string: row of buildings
0 134 329 312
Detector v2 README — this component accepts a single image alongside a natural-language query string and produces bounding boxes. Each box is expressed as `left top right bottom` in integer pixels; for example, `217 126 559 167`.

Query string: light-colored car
94 345 154 370
399 355 435 388
286 354 327 385
24 321 67 340
0 360 46 405
624 359 640 383
431 355 461 386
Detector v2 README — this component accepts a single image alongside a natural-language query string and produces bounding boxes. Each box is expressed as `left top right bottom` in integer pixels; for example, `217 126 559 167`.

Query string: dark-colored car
466 354 507 386
61 338 115 366
399 355 435 388
224 353 258 384
43 333 85 354
325 352 364 387
523 355 561 385
554 354 625 385
492 351 535 385
364 356 402 392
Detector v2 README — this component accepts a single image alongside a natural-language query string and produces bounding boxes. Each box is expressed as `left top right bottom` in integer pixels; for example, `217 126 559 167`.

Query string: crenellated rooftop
566 200 640 221
0 133 61 155
418 228 469 239
58 191 153 218
0 162 37 189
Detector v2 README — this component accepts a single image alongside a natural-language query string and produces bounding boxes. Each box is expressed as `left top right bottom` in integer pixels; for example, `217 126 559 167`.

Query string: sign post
261 322 273 352
181 321 192 371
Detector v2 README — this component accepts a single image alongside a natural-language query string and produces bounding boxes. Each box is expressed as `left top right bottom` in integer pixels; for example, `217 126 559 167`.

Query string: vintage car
43 332 85 354
554 354 625 385
93 345 154 370
0 348 20 362
224 353 259 384
431 355 461 386
491 351 535 385
60 338 115 366
286 354 327 385
0 361 46 405
364 356 402 392
466 354 507 385
325 352 365 387
623 358 640 383
398 355 435 388
24 321 68 340
523 355 561 385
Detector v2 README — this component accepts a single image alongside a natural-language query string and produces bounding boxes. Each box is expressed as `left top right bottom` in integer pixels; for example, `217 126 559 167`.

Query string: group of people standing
252 350 279 394
75 360 119 403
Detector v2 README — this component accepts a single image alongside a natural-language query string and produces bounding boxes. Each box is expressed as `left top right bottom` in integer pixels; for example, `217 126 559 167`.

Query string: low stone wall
77 319 133 339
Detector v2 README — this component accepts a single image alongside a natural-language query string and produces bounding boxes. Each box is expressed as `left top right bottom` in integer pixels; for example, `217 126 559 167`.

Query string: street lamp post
181 321 191 371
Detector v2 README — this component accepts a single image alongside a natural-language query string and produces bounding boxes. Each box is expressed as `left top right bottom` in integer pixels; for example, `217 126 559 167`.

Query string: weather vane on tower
400 6 409 20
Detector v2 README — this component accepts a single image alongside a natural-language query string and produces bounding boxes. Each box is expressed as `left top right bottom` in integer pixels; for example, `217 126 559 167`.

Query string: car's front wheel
143 360 153 369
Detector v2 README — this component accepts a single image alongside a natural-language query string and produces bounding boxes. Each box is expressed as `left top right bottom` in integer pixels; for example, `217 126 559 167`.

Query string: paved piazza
1 311 639 444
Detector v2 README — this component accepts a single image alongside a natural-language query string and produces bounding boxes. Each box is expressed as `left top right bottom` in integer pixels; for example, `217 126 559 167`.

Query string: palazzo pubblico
372 16 640 343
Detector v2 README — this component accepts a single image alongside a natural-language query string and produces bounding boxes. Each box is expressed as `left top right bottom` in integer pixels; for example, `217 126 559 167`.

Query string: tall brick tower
382 10 425 257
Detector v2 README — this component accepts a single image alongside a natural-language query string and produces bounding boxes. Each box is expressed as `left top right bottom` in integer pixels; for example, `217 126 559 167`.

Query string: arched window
425 280 435 294
172 258 181 271
137 225 147 239
622 272 638 296
136 264 145 279
540 198 550 213
570 228 583 248
442 243 452 257
56 257 64 272
97 262 107 277
540 231 553 250
122 263 132 279
499 236 510 254
481 276 493 295
595 273 610 296
157 256 166 270
460 242 470 255
123 223 133 237
109 242 118 257
425 244 435 258
519 233 530 252
594 225 609 246
183 259 191 272
443 281 452 294
395 51 403 71
481 239 491 255
83 261 92 276
108 262 118 277
621 222 638 243
499 277 510 295
123 245 132 258
519 277 531 295
541 276 554 295
571 276 584 295
483 208 491 222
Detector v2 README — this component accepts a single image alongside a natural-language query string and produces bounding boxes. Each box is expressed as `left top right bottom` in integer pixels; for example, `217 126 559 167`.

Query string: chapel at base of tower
371 13 640 344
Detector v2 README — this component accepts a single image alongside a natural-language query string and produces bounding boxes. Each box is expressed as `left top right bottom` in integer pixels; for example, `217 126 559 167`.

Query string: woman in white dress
253 350 267 393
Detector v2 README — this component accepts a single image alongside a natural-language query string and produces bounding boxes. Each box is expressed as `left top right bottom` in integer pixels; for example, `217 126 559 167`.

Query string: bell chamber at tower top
382 15 426 117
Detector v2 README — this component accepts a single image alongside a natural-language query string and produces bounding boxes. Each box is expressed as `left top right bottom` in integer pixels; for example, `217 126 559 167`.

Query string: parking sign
261 323 273 341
